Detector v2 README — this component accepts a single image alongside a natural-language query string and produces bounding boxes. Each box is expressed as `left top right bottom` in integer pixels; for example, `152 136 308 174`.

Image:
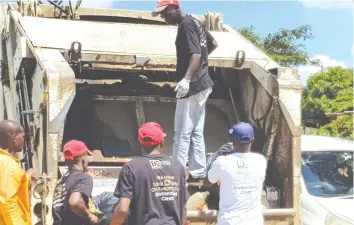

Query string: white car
301 135 354 225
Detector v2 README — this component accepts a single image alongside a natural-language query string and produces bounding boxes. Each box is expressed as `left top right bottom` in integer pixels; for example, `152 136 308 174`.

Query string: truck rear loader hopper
0 2 302 225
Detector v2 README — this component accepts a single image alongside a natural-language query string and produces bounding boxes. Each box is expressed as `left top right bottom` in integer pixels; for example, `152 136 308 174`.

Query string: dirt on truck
0 1 302 225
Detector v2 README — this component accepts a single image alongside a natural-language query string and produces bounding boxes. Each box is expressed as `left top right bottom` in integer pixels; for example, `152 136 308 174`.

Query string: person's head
138 122 166 155
337 164 348 177
151 0 183 25
0 120 25 154
229 122 255 153
63 140 92 172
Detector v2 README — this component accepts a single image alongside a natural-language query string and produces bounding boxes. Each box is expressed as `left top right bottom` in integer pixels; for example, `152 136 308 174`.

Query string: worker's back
0 149 31 225
216 152 267 225
114 154 188 225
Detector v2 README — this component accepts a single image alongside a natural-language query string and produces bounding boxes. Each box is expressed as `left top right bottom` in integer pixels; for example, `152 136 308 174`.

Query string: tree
302 67 353 139
302 67 353 114
238 25 318 67
238 25 353 139
312 115 354 140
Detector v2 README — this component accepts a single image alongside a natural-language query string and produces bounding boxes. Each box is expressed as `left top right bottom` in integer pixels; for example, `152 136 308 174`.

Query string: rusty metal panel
35 48 76 132
37 4 168 23
18 16 278 70
277 67 302 136
76 96 233 157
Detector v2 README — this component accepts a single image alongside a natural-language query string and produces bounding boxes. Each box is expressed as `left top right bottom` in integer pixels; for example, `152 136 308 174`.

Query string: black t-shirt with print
52 170 93 225
114 154 189 225
175 14 215 97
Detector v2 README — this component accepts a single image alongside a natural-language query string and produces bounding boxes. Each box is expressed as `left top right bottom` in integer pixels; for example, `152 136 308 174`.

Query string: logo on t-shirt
236 160 249 168
149 160 172 169
193 19 207 47
52 178 67 209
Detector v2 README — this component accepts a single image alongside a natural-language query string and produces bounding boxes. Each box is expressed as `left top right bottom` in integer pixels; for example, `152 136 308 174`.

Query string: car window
301 151 353 198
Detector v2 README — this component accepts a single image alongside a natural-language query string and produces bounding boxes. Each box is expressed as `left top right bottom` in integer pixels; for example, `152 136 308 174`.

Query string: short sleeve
208 157 221 184
114 165 135 200
206 30 216 53
206 30 215 46
71 173 93 202
180 20 202 55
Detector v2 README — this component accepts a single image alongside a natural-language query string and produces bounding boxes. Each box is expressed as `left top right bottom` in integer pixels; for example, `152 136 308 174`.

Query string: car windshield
302 151 353 198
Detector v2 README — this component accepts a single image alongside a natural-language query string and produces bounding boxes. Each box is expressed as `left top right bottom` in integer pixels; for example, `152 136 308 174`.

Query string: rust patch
86 167 121 179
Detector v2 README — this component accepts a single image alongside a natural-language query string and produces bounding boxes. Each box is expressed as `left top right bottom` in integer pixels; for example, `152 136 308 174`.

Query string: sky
2 0 352 86
81 0 353 86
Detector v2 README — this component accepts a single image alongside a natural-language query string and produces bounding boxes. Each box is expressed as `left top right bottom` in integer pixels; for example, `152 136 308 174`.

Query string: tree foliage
309 115 354 140
238 25 353 140
238 25 318 67
302 67 353 114
302 67 353 139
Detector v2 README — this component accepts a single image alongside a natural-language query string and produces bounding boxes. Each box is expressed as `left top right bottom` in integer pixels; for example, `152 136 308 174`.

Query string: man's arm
68 192 97 223
203 157 221 188
185 54 202 81
68 174 97 224
181 21 202 81
206 31 218 55
182 206 188 224
110 165 135 225
110 197 131 225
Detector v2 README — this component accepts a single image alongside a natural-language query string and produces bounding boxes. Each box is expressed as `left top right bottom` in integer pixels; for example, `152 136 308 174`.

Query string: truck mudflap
187 209 296 225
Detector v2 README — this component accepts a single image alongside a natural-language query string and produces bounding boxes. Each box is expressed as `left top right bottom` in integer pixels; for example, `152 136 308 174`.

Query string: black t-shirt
175 15 215 97
114 154 189 225
52 170 93 225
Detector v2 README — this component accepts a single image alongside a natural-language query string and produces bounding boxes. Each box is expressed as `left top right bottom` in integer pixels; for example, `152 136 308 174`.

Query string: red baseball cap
63 140 93 160
138 122 166 146
151 0 180 17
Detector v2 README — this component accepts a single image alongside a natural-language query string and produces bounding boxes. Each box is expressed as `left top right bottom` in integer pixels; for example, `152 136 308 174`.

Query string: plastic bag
205 143 233 210
94 192 120 225
206 142 233 172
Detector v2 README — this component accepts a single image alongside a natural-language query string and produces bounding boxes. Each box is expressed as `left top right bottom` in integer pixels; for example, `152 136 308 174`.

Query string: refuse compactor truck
0 2 302 225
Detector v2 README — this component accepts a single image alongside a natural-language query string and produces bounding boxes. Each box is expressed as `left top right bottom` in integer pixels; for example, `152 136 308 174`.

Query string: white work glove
175 78 190 98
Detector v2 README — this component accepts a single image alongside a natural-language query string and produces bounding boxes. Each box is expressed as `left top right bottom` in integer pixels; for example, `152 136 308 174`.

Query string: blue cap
229 122 254 144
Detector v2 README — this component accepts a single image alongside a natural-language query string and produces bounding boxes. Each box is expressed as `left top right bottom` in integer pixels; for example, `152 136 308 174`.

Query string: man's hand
26 168 36 180
175 78 190 98
88 213 99 224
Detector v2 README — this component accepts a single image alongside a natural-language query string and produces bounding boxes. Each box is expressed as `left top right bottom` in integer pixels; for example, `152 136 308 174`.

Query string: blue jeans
172 88 211 178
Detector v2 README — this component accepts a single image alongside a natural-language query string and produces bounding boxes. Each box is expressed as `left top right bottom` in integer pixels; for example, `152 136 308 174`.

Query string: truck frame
0 1 302 225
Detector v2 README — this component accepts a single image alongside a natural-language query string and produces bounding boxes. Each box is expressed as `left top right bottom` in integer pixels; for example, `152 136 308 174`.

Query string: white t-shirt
208 152 267 225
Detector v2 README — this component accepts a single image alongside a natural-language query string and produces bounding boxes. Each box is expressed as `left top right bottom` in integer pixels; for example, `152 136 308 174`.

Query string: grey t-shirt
114 154 189 225
52 170 93 225
175 15 215 97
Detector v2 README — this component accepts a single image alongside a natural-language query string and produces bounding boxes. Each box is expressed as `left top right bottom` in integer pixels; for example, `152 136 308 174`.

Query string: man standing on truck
203 122 267 225
110 122 189 225
151 0 218 181
52 140 98 225
0 120 35 225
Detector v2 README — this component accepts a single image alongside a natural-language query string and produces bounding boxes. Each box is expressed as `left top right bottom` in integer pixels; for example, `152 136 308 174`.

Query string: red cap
63 140 93 160
138 122 166 146
151 0 180 17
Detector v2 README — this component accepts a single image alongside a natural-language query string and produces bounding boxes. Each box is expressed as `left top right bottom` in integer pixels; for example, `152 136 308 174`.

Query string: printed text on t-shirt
151 175 180 201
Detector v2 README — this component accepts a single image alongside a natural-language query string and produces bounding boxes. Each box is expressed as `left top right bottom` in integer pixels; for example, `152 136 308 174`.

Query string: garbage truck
0 1 302 225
